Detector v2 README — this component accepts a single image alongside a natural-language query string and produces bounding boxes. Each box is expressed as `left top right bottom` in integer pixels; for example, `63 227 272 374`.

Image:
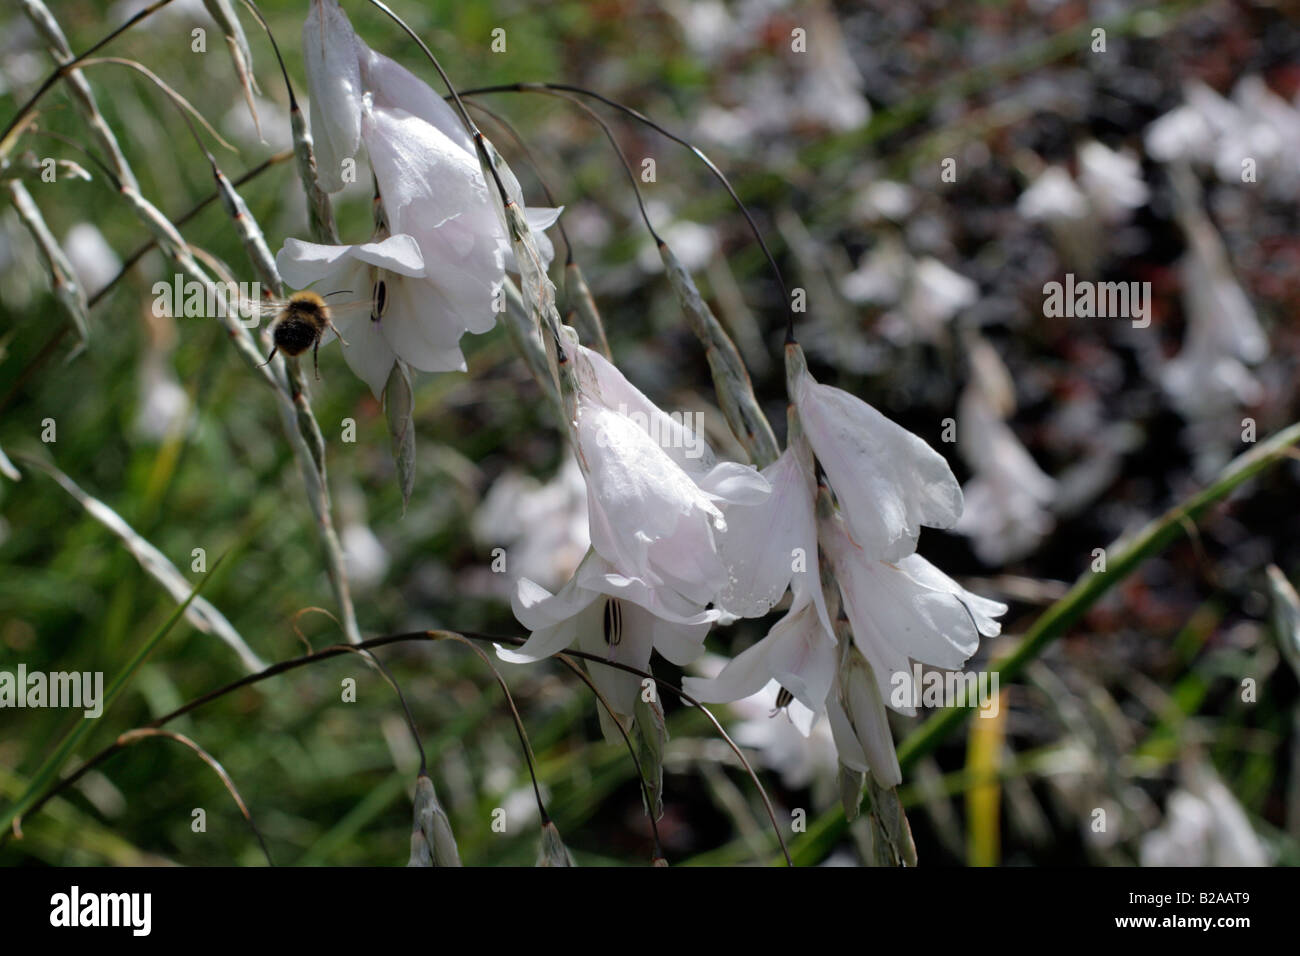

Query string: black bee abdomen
273 317 319 356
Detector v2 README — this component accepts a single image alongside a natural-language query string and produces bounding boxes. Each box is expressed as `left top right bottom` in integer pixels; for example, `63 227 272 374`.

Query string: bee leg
313 339 321 381
326 319 349 348
258 346 278 368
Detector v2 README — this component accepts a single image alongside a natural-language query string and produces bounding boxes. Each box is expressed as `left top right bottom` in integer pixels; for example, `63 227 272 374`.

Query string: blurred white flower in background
62 223 120 300
1140 763 1269 867
1017 165 1100 274
1160 167 1268 477
851 180 916 224
636 212 716 275
955 334 1056 565
840 242 979 346
1146 77 1300 196
133 303 189 444
678 0 869 148
839 236 909 306
221 94 293 149
472 455 589 594
337 484 389 592
1076 140 1149 224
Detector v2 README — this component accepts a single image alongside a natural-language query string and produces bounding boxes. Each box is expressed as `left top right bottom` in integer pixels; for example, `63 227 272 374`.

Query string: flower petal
302 0 362 192
795 364 962 562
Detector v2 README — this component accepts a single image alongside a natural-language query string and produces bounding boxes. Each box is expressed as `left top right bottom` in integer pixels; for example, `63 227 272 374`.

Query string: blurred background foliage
2 0 1300 866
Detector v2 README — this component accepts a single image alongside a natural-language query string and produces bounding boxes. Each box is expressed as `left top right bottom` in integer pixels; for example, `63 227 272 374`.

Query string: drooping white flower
276 233 469 395
571 343 770 606
302 0 362 193
362 101 505 331
789 350 963 562
822 510 1006 716
298 2 560 263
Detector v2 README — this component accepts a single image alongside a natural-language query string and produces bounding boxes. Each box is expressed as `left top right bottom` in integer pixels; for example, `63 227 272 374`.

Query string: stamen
602 597 622 647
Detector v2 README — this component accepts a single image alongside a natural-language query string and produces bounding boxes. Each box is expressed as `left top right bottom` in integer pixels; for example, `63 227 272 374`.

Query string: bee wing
315 298 371 347
259 298 289 321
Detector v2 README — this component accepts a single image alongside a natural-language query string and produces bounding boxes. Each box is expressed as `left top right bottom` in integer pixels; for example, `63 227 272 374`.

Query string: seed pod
536 821 576 867
635 692 667 820
406 824 432 867
413 773 461 867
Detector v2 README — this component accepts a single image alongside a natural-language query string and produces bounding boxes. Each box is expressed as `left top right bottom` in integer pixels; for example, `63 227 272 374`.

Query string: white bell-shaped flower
276 234 469 395
572 344 770 606
822 510 1006 715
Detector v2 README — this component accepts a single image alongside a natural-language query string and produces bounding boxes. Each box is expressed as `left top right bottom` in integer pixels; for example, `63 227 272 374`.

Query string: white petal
576 556 719 626
361 47 473 152
715 441 815 618
510 571 598 634
332 306 397 397
824 514 1001 711
697 461 771 505
362 104 502 332
302 0 362 192
377 273 471 374
796 365 962 562
683 636 777 704
896 553 1008 637
574 345 718 475
578 402 725 590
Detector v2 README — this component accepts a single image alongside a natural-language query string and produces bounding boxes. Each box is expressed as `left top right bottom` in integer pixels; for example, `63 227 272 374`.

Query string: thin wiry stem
461 97 573 265
555 654 665 861
20 0 140 190
333 646 427 775
441 634 550 827
499 86 661 244
0 149 293 419
5 629 792 865
76 57 236 153
456 82 791 312
115 729 273 865
1 0 180 156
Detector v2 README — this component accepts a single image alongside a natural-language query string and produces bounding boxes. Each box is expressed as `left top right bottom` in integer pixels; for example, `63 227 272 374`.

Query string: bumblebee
261 291 349 379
